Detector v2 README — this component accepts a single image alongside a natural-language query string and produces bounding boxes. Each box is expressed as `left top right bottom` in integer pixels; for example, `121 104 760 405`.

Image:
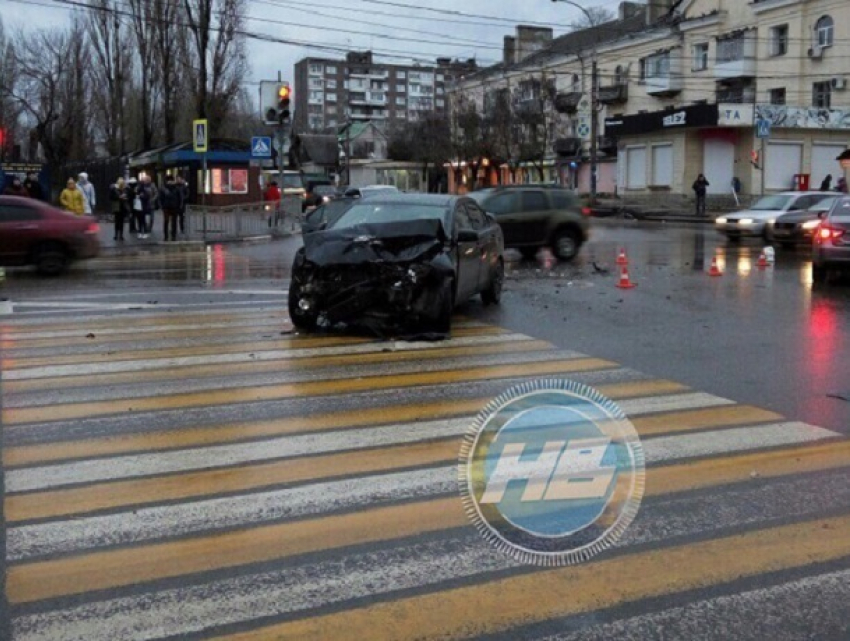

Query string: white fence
185 196 303 239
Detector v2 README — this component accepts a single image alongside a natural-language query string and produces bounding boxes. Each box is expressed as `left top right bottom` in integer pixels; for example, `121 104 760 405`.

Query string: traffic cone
615 265 637 289
708 256 723 277
616 248 629 265
757 252 769 269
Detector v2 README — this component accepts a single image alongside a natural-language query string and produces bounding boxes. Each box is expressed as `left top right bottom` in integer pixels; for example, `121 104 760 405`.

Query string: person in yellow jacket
60 178 85 215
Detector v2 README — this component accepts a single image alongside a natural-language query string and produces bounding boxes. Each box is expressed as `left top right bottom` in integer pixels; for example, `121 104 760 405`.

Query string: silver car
812 195 850 283
716 192 834 240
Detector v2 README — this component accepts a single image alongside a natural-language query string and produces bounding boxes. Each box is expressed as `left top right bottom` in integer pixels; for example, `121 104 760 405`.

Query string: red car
0 196 100 275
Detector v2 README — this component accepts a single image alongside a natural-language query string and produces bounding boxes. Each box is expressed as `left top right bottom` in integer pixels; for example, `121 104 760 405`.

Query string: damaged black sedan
288 193 504 334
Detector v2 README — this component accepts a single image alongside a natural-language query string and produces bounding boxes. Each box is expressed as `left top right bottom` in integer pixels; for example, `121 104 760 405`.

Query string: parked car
303 184 340 213
342 185 399 199
812 195 850 283
288 193 504 334
716 192 834 241
0 196 100 275
300 197 357 234
770 195 839 247
467 184 590 260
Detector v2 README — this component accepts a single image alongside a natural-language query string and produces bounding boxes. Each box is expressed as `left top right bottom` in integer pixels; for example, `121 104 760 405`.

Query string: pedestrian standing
159 174 184 242
176 174 189 237
3 176 29 197
820 174 833 191
128 177 141 233
60 178 85 215
110 177 130 241
692 173 709 216
23 171 44 200
77 172 96 215
837 177 848 194
264 180 281 226
135 175 158 239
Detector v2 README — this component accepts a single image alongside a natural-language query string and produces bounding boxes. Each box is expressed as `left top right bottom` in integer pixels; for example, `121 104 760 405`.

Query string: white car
343 185 399 199
716 192 836 240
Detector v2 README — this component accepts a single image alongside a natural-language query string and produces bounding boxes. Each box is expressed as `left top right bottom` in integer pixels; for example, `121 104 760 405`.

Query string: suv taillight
818 226 844 242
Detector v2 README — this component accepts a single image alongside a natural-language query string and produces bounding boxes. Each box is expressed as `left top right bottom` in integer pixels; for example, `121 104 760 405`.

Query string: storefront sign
718 104 754 127
604 104 718 136
755 105 850 129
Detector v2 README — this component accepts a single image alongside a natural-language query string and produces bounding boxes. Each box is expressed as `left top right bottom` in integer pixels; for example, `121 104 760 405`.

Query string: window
210 169 248 195
396 96 406 105
326 93 337 102
520 191 548 212
480 192 518 216
614 64 627 84
463 203 486 229
436 98 444 107
327 79 337 89
326 104 337 114
717 35 745 63
397 71 406 79
309 63 323 75
643 53 670 78
396 84 406 93
327 118 337 128
692 43 709 71
769 88 786 105
454 207 473 231
571 74 580 92
309 78 324 89
0 204 41 222
816 15 834 47
436 73 444 82
309 91 324 101
325 65 336 74
813 81 831 108
769 25 788 56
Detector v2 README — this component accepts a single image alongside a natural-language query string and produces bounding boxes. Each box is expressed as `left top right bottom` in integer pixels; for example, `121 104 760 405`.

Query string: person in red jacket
264 180 282 226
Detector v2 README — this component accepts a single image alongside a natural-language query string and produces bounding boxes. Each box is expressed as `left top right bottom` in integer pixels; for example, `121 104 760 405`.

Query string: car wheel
552 228 580 261
433 279 454 334
287 280 319 331
481 260 504 306
34 243 69 276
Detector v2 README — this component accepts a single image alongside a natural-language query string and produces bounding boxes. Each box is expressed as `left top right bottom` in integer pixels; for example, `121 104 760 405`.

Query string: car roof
357 193 458 207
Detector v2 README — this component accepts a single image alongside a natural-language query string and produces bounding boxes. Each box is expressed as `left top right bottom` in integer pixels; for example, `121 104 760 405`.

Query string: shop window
210 169 248 195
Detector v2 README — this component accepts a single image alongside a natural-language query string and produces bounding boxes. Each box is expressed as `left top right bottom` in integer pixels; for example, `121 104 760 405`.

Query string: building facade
294 52 476 134
448 0 850 199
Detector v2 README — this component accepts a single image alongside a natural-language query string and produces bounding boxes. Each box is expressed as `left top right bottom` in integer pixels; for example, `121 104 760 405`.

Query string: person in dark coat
3 176 29 197
135 175 158 239
820 174 833 191
159 174 184 242
692 174 709 216
176 174 189 237
109 177 130 241
23 172 44 200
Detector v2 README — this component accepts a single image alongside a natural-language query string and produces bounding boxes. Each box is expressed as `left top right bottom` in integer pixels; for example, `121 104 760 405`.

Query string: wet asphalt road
4 219 849 434
2 220 850 640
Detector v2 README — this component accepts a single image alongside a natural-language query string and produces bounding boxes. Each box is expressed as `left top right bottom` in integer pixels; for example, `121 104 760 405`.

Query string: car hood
727 209 781 220
302 219 448 266
775 211 820 224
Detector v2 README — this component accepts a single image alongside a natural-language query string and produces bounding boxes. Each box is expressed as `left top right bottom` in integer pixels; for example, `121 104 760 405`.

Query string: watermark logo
459 379 644 566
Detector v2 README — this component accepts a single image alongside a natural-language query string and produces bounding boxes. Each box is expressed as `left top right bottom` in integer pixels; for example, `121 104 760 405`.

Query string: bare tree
9 19 93 167
0 17 23 160
449 92 490 191
151 0 186 144
87 0 132 156
127 0 158 149
182 0 249 137
569 7 615 29
513 74 564 182
483 85 517 183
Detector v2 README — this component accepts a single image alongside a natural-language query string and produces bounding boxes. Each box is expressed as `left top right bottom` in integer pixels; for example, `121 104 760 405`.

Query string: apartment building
294 52 476 134
448 0 850 198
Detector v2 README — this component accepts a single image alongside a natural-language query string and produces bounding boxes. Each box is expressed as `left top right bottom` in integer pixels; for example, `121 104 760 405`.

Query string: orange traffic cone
616 248 629 265
616 265 637 289
757 252 769 269
708 256 723 277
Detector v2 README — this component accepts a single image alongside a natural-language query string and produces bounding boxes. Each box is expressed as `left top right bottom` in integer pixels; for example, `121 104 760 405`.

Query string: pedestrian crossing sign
251 136 272 158
193 119 208 153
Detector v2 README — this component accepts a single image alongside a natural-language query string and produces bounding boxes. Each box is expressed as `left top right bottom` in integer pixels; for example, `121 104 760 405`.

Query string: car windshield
829 196 850 221
750 195 793 210
282 175 303 189
467 190 494 204
330 202 445 228
313 186 336 196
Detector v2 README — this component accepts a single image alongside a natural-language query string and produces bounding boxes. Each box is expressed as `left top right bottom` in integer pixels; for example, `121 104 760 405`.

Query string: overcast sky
3 0 622 87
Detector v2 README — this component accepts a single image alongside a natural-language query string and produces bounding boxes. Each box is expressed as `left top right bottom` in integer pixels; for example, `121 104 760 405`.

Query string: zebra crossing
2 306 849 640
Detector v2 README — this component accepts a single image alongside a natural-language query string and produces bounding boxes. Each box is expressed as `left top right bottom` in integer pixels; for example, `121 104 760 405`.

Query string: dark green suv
468 185 590 260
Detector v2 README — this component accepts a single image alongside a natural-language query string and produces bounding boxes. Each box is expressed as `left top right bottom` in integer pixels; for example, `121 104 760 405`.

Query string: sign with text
604 104 718 137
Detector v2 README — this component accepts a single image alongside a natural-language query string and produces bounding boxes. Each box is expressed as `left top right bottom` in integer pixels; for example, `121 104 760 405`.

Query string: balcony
714 34 757 79
644 53 683 96
555 91 583 114
598 84 628 105
554 137 582 157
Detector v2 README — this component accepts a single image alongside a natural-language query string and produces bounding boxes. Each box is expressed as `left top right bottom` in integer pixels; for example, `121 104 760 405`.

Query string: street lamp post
551 0 599 202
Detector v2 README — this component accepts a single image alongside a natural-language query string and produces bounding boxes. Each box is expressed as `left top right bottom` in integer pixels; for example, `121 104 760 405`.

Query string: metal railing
186 196 303 239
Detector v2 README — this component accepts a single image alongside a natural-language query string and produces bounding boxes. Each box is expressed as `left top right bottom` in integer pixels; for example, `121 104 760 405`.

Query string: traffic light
260 80 293 126
278 84 291 125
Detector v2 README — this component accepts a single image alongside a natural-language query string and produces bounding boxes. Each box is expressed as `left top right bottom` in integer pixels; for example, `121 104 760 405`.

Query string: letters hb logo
459 379 644 566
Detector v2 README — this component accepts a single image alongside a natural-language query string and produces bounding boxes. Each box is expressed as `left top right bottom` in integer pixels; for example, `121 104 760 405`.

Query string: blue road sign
756 119 771 139
251 136 272 158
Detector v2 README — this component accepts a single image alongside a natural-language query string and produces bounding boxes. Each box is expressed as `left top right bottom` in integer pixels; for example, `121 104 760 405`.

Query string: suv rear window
482 192 518 215
520 191 548 212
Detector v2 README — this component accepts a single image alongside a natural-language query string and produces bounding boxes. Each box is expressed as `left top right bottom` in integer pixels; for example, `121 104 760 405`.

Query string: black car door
464 201 499 291
453 203 480 302
481 191 520 246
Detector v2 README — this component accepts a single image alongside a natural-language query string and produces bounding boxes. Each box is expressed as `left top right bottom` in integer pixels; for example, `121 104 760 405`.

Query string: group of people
58 173 97 216
108 174 189 242
3 171 47 201
818 174 848 193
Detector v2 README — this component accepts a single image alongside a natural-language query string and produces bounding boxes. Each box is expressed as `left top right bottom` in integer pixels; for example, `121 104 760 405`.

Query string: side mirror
457 229 478 243
818 211 827 219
